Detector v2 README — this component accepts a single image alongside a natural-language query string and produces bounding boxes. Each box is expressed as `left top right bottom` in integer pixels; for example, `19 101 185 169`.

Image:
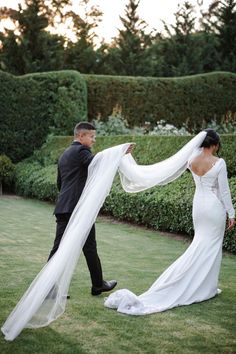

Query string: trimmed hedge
2 70 235 164
25 134 236 177
93 135 236 178
84 72 236 128
15 162 57 201
0 70 87 163
102 174 236 253
15 134 236 253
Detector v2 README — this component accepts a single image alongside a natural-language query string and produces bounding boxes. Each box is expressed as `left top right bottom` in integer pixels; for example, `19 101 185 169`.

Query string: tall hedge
84 72 236 128
0 70 87 163
1 70 235 163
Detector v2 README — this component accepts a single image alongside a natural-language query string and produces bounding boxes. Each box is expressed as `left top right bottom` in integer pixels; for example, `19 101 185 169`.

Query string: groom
48 121 133 296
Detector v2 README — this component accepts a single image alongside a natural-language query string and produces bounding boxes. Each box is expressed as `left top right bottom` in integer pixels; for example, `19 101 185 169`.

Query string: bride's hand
125 143 135 155
227 218 235 231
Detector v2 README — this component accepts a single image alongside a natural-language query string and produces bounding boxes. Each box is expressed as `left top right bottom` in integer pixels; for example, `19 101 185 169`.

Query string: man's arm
80 148 94 167
79 144 134 168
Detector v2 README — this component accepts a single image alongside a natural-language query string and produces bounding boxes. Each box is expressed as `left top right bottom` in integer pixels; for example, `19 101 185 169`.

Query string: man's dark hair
74 122 96 136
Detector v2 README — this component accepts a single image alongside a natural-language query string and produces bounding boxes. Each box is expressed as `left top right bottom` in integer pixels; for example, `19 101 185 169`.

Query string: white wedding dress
104 158 235 315
3 131 233 340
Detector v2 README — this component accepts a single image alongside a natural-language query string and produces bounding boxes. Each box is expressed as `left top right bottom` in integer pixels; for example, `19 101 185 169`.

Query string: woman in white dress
1 130 233 340
105 129 235 315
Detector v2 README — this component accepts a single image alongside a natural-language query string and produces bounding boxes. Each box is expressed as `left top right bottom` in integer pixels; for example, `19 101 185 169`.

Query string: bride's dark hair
200 129 221 153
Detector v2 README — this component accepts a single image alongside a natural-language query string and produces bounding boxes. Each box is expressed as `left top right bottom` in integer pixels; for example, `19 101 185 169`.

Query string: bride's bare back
190 154 219 177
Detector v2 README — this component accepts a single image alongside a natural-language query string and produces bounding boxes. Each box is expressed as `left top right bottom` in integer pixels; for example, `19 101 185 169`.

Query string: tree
92 44 123 75
64 0 102 73
0 0 65 74
112 0 155 76
202 0 236 71
197 31 220 72
159 1 203 76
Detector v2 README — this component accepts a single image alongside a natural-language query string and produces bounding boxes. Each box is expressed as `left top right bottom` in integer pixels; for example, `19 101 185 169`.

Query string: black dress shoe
91 280 117 296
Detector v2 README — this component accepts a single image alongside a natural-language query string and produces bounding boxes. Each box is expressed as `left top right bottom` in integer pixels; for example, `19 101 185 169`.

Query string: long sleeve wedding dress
104 158 235 315
2 132 213 340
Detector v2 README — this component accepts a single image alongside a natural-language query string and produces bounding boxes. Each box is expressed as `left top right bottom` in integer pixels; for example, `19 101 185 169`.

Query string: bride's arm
218 159 235 221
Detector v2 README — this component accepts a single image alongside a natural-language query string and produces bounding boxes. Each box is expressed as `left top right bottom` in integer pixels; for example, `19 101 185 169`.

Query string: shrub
149 120 190 136
0 155 15 182
84 72 236 129
19 133 236 177
93 134 236 178
0 70 87 163
15 162 57 201
102 174 236 253
93 109 130 136
199 112 236 134
0 154 15 194
94 113 236 136
0 155 15 195
14 134 236 253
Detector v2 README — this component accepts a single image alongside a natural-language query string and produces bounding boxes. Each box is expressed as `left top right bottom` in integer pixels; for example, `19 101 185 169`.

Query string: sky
0 0 213 43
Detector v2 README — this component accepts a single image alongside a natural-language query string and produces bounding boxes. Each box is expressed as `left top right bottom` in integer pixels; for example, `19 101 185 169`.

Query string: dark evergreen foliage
0 0 235 77
84 72 236 128
0 70 87 162
0 0 65 74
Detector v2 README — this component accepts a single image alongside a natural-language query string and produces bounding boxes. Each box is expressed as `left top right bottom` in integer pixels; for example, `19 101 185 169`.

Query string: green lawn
0 196 235 354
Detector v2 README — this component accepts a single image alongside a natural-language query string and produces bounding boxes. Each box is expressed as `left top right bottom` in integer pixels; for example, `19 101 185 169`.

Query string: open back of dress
105 158 234 315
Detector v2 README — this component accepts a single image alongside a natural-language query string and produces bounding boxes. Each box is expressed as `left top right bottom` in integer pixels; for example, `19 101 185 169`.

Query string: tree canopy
0 0 235 76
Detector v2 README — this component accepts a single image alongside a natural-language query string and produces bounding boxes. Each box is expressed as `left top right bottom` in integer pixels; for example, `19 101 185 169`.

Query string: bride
1 129 233 340
105 129 235 315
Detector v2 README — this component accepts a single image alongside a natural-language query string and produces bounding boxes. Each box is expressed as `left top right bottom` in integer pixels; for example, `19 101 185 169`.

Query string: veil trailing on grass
1 132 206 341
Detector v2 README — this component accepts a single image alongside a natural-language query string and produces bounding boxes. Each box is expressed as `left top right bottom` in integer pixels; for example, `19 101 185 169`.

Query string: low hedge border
14 135 236 253
103 174 236 253
25 134 236 177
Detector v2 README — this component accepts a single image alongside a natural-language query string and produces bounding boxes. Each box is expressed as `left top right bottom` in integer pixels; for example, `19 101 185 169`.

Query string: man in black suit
48 122 133 296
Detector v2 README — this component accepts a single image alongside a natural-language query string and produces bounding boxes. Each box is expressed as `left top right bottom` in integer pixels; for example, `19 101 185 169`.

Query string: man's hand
125 143 135 155
227 218 235 231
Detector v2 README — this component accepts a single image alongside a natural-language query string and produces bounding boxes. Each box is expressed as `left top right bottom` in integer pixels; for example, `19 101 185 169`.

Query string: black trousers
48 213 103 287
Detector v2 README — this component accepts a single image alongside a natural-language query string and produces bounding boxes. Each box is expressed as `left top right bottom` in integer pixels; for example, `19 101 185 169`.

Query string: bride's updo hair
200 129 221 151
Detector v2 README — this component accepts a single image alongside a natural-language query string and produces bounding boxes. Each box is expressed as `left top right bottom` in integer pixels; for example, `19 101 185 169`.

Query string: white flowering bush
149 120 190 136
94 115 191 136
200 112 236 134
93 106 145 136
93 114 130 136
93 112 236 137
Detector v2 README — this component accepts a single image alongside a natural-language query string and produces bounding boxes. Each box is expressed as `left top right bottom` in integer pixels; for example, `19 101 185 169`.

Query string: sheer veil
119 132 206 192
1 131 206 341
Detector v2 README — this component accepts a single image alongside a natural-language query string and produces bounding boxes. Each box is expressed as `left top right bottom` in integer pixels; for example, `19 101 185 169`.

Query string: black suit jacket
54 141 94 215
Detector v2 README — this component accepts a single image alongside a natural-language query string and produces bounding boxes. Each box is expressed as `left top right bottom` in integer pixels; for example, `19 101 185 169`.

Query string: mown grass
0 196 235 354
